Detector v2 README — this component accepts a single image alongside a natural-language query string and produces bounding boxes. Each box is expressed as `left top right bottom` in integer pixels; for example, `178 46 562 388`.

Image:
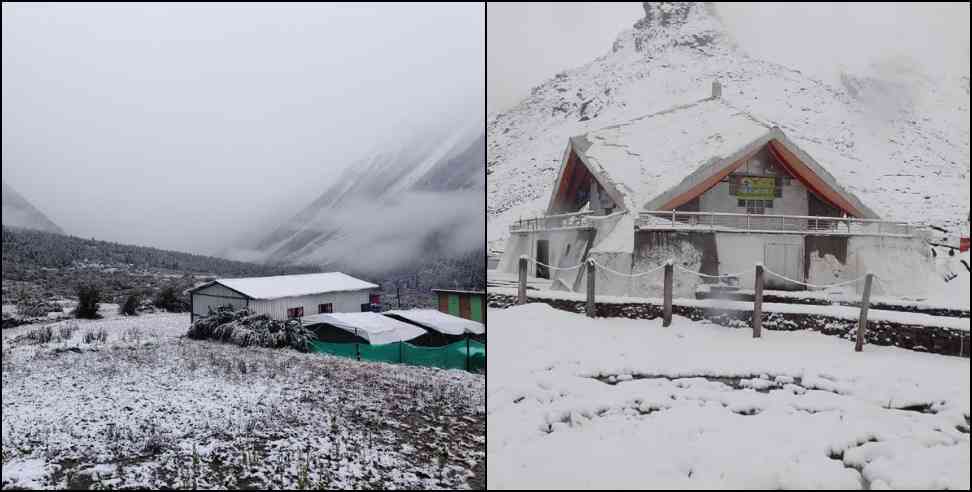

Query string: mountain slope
487 2 970 247
243 126 485 276
2 181 64 234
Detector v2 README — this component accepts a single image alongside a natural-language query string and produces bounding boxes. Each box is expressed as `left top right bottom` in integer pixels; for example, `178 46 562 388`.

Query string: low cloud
229 188 484 275
3 2 484 256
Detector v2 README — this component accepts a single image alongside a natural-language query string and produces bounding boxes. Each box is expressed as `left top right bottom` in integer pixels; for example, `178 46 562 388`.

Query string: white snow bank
921 251 970 310
1 459 51 489
487 304 970 489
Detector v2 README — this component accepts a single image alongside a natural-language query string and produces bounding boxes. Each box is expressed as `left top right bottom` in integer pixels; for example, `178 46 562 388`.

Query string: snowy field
487 304 970 490
2 313 485 490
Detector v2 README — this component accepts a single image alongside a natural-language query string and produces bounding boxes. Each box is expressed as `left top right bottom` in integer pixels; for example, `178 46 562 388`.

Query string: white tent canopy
302 312 425 345
383 309 486 335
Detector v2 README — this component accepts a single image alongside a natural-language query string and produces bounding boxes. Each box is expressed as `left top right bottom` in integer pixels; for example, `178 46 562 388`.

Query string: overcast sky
3 2 484 255
487 2 971 114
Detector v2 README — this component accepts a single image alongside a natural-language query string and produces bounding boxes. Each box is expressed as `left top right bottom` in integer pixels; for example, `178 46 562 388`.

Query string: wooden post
517 256 528 305
753 263 764 338
586 259 596 318
855 273 874 352
663 261 674 327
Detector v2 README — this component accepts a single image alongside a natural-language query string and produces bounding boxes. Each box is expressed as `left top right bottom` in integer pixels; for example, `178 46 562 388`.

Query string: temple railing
509 211 600 233
637 211 915 237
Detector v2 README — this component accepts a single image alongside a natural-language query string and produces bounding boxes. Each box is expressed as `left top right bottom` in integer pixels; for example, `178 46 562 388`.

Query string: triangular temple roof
550 97 880 219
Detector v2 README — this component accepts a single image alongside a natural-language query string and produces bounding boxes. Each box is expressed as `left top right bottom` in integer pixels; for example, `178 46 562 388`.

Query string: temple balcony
509 211 600 233
636 211 916 237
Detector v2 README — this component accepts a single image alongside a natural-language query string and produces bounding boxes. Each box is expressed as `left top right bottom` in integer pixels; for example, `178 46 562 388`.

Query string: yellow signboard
736 176 776 200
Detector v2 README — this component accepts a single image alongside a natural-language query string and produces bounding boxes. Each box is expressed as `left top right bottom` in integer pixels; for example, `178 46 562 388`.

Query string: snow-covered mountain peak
614 2 726 56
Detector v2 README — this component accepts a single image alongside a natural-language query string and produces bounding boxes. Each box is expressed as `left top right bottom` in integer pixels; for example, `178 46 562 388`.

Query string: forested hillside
2 226 314 277
2 226 317 311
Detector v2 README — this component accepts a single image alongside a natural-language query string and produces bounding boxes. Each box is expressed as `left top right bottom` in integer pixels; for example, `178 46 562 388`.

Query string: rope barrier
590 258 668 278
518 255 880 291
521 256 585 272
673 264 746 280
762 266 869 289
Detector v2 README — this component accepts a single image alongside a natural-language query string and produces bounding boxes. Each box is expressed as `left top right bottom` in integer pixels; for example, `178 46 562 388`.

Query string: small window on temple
287 307 304 319
746 200 765 215
318 303 332 314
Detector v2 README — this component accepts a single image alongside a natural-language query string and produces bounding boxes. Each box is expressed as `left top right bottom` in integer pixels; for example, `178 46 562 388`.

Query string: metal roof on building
188 272 378 300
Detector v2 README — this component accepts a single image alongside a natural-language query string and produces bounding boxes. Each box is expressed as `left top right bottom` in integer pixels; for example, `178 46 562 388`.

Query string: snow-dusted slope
487 2 970 246
244 124 485 273
1 180 63 234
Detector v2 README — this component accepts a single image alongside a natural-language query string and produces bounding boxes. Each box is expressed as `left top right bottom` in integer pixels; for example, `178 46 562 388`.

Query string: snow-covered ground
2 313 485 490
487 304 970 489
926 250 971 309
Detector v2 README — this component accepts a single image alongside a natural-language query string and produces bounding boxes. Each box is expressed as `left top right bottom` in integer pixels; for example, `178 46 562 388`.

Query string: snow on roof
383 309 486 335
198 272 378 300
302 312 426 344
568 97 881 219
569 97 774 212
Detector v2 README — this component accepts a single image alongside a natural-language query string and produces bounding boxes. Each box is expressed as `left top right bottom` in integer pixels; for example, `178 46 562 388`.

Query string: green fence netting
309 340 358 358
402 341 466 370
468 340 486 372
308 339 485 372
359 342 403 363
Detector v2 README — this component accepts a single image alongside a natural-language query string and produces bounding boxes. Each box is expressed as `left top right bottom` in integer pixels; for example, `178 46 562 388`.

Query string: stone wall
488 293 970 358
695 290 970 319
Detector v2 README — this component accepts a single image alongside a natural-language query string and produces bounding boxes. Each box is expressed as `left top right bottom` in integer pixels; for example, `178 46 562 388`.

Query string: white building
188 272 380 323
498 83 932 298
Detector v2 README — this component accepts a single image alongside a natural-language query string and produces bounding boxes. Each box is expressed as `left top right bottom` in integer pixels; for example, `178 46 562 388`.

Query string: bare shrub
74 285 101 319
119 294 141 316
187 306 314 352
153 286 189 312
16 297 61 319
122 326 142 344
26 325 54 344
141 420 172 456
83 329 108 344
57 323 79 342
